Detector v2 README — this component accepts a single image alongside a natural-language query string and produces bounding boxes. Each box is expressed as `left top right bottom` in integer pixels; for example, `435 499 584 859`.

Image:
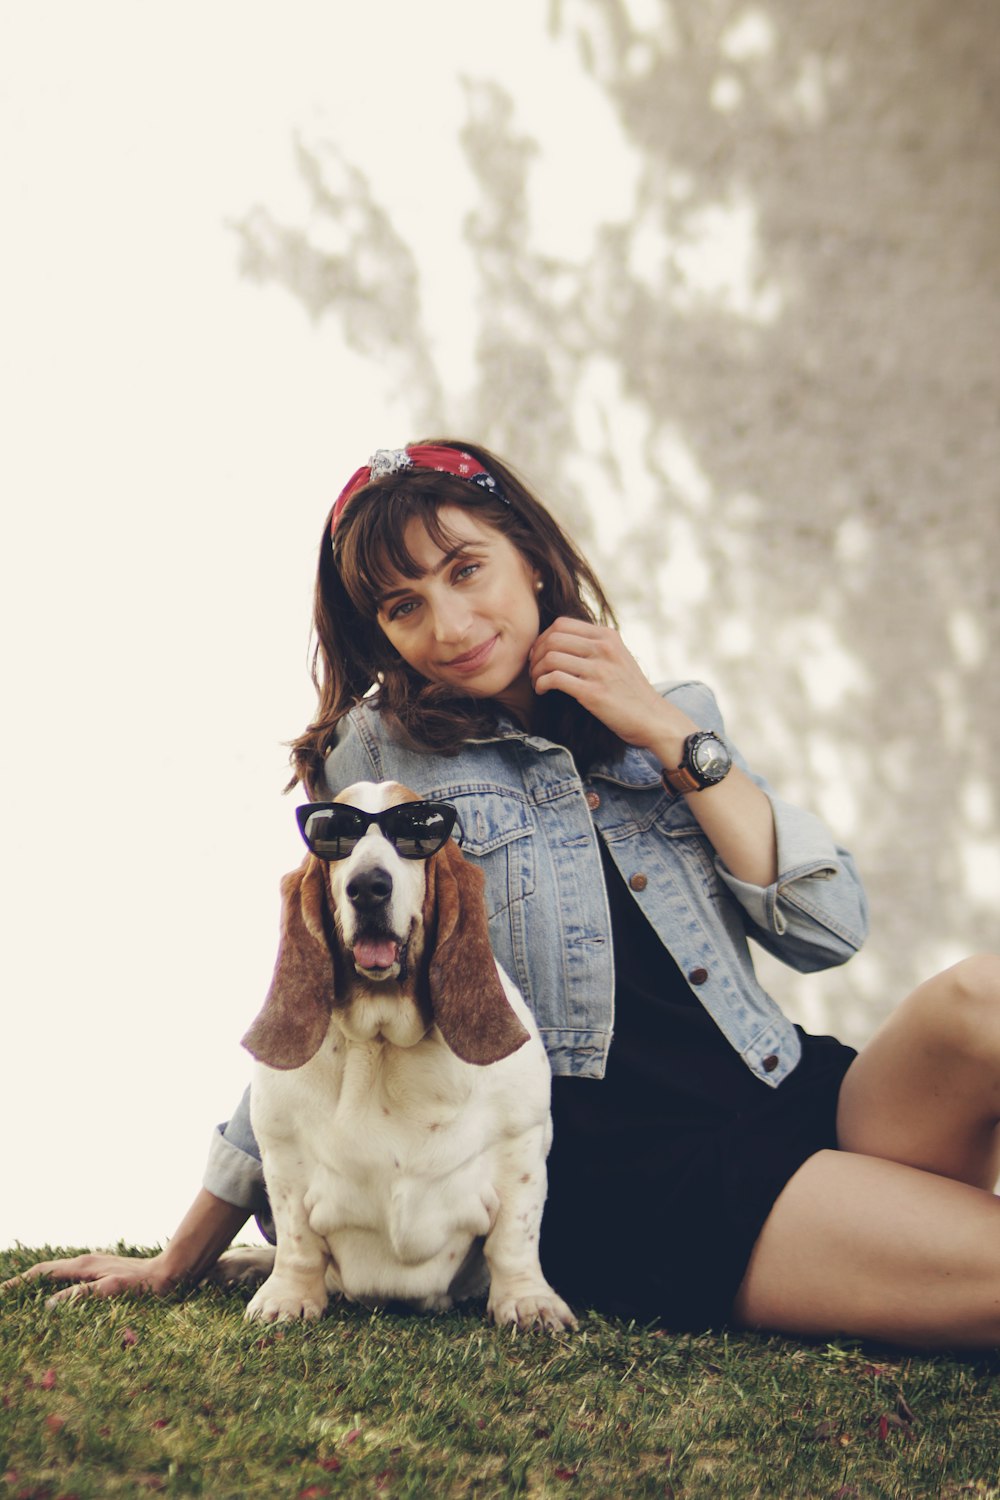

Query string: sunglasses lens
301 807 366 859
385 804 456 859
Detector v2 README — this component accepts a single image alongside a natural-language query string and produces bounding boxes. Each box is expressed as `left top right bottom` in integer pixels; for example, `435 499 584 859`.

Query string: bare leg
733 1149 1000 1348
734 957 1000 1347
836 955 1000 1187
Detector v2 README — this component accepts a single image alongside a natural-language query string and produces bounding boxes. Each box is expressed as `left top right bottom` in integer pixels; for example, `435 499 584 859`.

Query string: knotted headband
330 444 507 538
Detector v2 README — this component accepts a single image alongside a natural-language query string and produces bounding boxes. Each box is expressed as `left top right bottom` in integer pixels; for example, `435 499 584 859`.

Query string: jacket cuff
715 793 866 949
202 1121 265 1209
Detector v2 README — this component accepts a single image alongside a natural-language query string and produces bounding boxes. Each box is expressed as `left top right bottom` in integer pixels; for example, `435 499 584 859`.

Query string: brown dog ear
242 857 336 1070
424 840 531 1066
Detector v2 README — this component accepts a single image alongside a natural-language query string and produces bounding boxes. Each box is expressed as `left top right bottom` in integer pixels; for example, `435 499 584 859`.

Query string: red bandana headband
330 444 506 538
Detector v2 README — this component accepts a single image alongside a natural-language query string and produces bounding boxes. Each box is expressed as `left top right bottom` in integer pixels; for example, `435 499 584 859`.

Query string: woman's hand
531 617 778 886
1 1250 178 1306
529 618 696 761
0 1190 250 1307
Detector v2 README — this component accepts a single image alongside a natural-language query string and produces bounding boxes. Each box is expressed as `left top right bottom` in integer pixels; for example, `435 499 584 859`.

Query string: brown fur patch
423 840 530 1066
242 857 336 1070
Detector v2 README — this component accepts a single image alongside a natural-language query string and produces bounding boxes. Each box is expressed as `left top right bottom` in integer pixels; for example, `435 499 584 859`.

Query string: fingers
0 1257 80 1291
45 1282 98 1308
530 620 625 689
1 1253 164 1304
529 618 687 753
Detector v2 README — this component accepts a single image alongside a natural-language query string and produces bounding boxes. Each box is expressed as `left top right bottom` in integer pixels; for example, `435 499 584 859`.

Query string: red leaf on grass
297 1487 328 1500
45 1413 67 1434
318 1458 341 1472
553 1467 578 1481
121 1328 139 1348
343 1428 362 1445
151 1418 170 1431
39 1369 57 1391
878 1414 889 1442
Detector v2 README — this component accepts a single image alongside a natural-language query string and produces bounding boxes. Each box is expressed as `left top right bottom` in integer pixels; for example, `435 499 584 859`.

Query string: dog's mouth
352 936 404 979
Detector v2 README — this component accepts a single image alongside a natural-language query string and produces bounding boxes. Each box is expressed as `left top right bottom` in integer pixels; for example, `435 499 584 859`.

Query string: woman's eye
387 598 418 622
454 562 480 583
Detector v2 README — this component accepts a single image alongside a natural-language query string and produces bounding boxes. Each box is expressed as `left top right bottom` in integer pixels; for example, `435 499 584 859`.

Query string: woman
15 441 1000 1344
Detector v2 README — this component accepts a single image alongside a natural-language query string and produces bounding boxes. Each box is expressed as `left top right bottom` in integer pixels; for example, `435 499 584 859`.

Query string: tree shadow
230 0 1000 1036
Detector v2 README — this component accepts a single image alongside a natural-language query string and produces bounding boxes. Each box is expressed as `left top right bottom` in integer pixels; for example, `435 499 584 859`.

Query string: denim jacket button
585 791 601 810
629 873 648 891
762 1053 780 1072
688 966 709 985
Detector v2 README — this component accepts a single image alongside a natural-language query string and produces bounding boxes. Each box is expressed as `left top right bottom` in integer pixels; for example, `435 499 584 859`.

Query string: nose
347 867 393 911
428 594 473 645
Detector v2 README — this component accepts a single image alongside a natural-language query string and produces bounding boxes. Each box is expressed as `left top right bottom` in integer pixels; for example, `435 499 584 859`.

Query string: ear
242 857 336 1070
424 840 531 1066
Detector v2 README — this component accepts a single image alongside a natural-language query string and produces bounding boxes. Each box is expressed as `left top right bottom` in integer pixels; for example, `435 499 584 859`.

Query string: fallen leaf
342 1427 362 1445
809 1418 837 1441
554 1467 578 1481
151 1419 170 1431
121 1328 139 1348
318 1458 341 1472
40 1369 57 1391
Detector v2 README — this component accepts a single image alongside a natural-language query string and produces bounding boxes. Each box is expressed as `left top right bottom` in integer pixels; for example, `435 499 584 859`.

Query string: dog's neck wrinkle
333 1034 472 1123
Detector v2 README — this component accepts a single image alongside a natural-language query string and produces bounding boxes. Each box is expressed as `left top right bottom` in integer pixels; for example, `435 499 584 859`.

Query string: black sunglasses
296 800 458 861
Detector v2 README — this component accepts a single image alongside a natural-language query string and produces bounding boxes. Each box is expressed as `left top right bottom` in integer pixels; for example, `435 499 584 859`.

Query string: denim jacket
202 679 867 1209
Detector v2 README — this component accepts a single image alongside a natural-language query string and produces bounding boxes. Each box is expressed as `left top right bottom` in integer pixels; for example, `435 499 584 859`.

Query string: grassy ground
2 1247 999 1499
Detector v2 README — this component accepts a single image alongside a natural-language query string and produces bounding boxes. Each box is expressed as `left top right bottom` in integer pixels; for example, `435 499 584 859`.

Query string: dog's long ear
242 857 336 1070
424 840 531 1066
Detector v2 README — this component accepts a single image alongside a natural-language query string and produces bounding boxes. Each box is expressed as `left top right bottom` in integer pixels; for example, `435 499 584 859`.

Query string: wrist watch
661 730 733 795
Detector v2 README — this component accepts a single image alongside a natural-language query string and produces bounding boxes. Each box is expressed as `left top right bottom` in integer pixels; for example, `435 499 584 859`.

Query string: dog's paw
244 1274 328 1324
208 1247 276 1290
488 1283 577 1333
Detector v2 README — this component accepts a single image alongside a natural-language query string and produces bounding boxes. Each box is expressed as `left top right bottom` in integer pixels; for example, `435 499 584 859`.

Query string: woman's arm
529 618 778 886
1 1190 249 1304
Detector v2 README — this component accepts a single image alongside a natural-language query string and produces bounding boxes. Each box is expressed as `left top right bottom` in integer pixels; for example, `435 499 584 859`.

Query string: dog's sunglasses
296 800 458 861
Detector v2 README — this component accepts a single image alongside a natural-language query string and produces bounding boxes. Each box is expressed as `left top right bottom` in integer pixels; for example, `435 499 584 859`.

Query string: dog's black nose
347 867 393 910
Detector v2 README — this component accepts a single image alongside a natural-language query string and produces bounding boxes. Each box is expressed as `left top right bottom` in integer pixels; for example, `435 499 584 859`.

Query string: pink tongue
353 939 399 970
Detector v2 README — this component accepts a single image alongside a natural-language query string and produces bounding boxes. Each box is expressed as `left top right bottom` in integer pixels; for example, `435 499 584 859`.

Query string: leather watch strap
661 763 702 796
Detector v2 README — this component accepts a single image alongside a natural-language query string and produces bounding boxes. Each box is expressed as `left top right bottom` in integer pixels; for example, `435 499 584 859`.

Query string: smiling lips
442 635 499 674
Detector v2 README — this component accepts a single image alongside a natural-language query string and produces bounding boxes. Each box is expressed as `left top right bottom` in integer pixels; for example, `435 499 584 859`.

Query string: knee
929 954 1000 1045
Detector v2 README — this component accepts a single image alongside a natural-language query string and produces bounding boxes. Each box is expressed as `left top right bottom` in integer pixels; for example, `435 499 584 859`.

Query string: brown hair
289 439 624 794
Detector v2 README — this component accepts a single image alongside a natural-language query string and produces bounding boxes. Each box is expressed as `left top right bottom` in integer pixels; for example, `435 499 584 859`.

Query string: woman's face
374 505 542 723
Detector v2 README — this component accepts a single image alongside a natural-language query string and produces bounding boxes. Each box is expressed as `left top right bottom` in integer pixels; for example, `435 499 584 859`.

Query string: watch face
692 735 731 781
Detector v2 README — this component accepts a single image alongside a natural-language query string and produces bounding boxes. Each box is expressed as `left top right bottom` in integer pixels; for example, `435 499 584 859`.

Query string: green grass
2 1247 999 1498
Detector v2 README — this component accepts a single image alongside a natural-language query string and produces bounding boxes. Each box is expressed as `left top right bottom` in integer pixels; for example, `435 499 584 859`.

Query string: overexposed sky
0 2 648 1248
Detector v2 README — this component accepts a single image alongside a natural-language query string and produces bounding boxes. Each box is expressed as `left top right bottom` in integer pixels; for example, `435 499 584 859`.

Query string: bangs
337 479 501 617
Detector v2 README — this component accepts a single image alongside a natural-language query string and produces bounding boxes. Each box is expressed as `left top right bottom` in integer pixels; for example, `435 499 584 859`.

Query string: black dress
538 845 856 1330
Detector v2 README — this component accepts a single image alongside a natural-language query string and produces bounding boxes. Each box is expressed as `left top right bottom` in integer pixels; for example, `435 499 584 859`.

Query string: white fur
218 780 575 1333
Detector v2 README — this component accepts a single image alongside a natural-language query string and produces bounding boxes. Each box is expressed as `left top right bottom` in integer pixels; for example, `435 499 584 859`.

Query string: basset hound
217 780 575 1333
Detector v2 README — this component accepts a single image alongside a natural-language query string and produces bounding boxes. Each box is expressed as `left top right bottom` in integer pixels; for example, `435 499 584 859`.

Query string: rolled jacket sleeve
202 1085 267 1210
661 679 869 971
714 792 869 970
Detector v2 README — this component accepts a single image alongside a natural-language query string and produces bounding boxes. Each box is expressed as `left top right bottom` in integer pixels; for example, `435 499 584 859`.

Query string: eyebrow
376 540 488 605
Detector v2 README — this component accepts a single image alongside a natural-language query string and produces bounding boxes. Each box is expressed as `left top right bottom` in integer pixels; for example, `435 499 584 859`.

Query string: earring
534 579 544 593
